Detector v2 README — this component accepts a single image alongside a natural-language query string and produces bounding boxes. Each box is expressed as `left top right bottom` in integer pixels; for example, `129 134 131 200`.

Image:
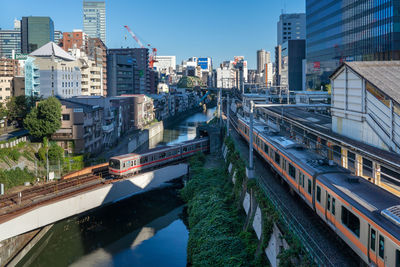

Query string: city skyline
0 0 305 68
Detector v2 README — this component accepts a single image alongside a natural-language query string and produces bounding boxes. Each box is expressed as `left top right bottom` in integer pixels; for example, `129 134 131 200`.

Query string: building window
62 114 70 121
378 235 385 259
316 186 321 202
341 206 360 237
370 228 376 252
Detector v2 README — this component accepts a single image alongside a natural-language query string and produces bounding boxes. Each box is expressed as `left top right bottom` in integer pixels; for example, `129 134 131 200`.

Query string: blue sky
1 0 305 68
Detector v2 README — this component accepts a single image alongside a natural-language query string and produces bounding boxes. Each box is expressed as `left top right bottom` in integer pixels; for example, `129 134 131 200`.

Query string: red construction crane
124 25 157 69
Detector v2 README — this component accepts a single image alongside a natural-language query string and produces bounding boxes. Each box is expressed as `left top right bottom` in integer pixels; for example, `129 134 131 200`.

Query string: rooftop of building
30 42 76 61
330 61 400 104
60 98 102 112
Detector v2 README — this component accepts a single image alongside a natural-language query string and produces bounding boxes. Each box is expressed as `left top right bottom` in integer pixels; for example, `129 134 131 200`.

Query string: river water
17 107 216 267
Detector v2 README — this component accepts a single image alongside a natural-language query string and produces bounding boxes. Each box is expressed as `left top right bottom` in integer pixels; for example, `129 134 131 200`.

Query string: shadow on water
17 185 188 267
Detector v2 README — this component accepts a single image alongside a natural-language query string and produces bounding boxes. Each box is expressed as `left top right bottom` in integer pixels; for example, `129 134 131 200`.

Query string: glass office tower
21 16 54 54
83 1 106 44
306 0 400 89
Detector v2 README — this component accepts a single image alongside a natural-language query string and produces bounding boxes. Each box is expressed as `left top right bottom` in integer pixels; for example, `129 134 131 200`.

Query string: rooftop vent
382 206 400 227
347 176 359 183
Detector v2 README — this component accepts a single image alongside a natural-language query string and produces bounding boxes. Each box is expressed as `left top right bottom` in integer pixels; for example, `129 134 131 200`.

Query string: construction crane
124 25 157 69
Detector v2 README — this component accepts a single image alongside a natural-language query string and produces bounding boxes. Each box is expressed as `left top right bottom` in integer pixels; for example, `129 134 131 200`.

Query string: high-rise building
281 40 306 91
306 0 400 90
83 1 106 44
21 16 54 54
107 50 136 96
256 49 270 74
0 19 22 59
108 48 149 94
277 13 306 46
153 56 176 74
54 30 63 45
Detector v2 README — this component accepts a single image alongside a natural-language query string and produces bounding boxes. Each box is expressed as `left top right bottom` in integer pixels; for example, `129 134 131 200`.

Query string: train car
109 137 209 177
237 116 400 266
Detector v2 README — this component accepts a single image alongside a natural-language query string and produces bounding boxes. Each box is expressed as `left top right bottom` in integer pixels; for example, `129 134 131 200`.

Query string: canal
17 107 216 267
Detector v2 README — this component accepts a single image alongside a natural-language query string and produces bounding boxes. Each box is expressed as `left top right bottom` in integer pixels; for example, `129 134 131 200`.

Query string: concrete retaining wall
0 163 188 243
0 136 27 149
223 142 290 267
128 122 164 152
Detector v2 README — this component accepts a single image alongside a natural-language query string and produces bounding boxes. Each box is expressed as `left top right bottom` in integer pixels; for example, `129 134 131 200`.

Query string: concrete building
83 1 106 43
280 40 305 91
257 49 270 74
306 0 400 90
21 16 54 54
277 13 306 46
120 94 155 129
68 96 133 146
70 49 102 96
54 30 63 45
0 59 22 102
60 30 88 52
26 42 81 98
0 19 21 59
217 61 237 89
330 61 400 154
153 56 176 74
275 45 282 86
87 38 107 96
52 99 103 154
107 50 136 96
108 48 149 94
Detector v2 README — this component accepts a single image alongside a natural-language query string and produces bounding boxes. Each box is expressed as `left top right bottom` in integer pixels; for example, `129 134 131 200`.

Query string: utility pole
226 94 230 137
218 87 222 126
248 101 255 179
46 147 49 182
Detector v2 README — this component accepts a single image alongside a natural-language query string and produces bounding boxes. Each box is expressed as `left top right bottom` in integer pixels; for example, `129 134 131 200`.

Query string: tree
24 97 62 140
6 96 29 123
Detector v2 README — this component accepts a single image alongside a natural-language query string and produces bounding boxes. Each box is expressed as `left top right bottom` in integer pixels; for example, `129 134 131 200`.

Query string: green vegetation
224 137 314 267
24 97 62 140
0 167 35 191
180 153 266 266
177 76 205 89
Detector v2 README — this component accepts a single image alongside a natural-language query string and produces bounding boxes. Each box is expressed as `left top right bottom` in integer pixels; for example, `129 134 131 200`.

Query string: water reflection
161 107 216 146
17 187 188 267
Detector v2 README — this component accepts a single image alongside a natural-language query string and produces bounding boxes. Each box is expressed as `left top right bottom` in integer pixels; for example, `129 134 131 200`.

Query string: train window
299 173 305 188
283 159 287 171
123 162 126 168
341 206 360 238
263 144 269 154
327 194 331 211
378 235 384 259
288 164 296 178
196 143 201 149
183 147 187 152
160 152 166 159
332 198 336 215
396 249 400 267
130 161 133 167
307 179 312 195
109 159 120 169
274 152 280 165
316 186 321 203
134 160 137 165
370 228 376 251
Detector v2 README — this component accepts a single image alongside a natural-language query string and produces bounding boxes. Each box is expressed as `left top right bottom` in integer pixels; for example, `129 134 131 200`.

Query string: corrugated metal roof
333 61 400 104
29 42 76 61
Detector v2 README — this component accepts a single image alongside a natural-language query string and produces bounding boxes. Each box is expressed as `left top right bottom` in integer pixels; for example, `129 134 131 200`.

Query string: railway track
228 114 359 266
0 174 103 215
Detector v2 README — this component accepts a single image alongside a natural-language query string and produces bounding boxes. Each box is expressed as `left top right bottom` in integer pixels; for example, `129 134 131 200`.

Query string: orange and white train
237 117 400 267
108 138 209 177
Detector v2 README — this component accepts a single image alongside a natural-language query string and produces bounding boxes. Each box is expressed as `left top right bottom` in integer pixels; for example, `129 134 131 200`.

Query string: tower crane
124 25 157 69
